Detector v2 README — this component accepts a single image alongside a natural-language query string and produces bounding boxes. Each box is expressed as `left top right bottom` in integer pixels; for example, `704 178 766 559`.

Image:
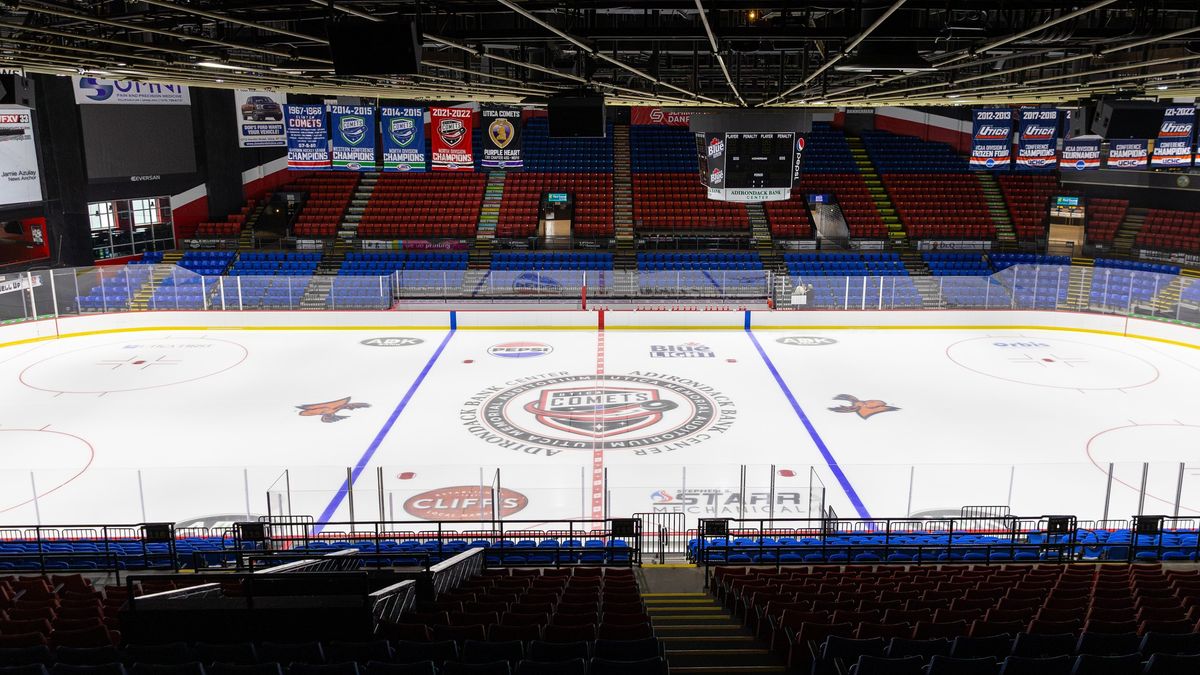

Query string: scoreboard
697 131 803 202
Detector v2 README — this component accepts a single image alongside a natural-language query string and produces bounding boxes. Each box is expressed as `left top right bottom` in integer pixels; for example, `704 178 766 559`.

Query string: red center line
590 328 606 524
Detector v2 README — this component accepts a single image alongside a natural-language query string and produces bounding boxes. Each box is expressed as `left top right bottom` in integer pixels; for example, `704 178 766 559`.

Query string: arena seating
490 252 613 271
0 574 127 651
496 173 614 239
77 267 155 311
630 125 697 174
784 253 923 308
339 252 468 275
793 175 888 238
784 253 907 277
357 173 486 239
763 195 813 239
176 251 235 276
1089 258 1180 310
632 174 750 233
637 252 762 271
711 564 1200 673
1136 209 1200 253
924 253 991 276
1086 198 1128 244
998 174 1059 241
522 117 615 173
290 173 358 238
989 254 1070 271
326 277 392 309
228 252 321 276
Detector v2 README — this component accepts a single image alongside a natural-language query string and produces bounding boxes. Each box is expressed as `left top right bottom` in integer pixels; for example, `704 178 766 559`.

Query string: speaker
0 74 33 107
141 523 174 543
610 518 638 538
1046 516 1072 535
548 90 606 138
701 519 728 537
1135 515 1164 536
236 522 268 542
327 19 421 76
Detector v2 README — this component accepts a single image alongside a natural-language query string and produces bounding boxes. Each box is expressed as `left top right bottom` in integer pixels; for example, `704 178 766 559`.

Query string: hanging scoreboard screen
698 131 801 202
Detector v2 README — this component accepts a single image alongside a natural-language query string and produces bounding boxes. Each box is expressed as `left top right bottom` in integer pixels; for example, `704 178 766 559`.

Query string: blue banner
1150 106 1195 168
328 105 376 171
1015 108 1059 171
284 104 330 170
1058 138 1101 171
969 108 1012 170
1106 139 1149 170
380 106 426 172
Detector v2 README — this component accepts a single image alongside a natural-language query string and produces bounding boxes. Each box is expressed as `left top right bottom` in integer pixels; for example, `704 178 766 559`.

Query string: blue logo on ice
340 116 366 146
389 117 416 147
78 77 114 101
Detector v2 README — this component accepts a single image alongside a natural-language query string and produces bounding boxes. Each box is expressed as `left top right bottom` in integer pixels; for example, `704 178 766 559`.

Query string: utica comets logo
339 116 366 146
389 117 416 147
525 386 678 438
439 118 466 146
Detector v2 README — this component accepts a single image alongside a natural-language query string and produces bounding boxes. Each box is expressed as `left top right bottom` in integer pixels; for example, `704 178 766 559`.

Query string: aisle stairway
746 203 784 274
129 251 183 310
299 244 345 310
237 202 267 249
612 125 635 270
1059 259 1093 311
339 173 377 241
977 173 1019 248
1112 207 1147 255
847 136 905 245
647 593 785 674
1148 275 1187 315
470 171 505 270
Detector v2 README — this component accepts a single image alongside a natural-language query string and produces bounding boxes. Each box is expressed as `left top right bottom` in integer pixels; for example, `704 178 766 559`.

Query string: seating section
522 117 614 173
632 174 749 233
630 125 697 174
1136 209 1200 254
762 197 813 239
358 174 486 239
989 254 1070 271
783 253 923 308
174 251 235 276
490 253 613 271
924 253 991 276
861 131 969 173
998 174 1059 241
78 267 154 312
228 253 321 276
784 253 907 277
713 564 1200 673
497 173 614 239
194 202 254 238
0 574 125 651
637 252 762 271
291 174 359 238
794 175 888 238
1089 258 1180 310
1087 198 1128 243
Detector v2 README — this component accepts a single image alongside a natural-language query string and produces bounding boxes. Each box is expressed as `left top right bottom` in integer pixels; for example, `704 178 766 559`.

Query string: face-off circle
945 336 1159 390
0 429 94 513
1086 424 1200 515
475 374 724 452
20 337 249 394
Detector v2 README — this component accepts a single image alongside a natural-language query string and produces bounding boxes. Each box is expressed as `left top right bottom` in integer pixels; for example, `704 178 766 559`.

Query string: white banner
72 77 190 105
0 274 42 295
234 90 287 148
0 106 42 206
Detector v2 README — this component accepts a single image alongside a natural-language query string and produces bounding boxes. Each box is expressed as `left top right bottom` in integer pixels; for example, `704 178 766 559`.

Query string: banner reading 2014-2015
328 105 376 171
430 107 474 171
284 104 330 170
1150 106 1196 168
1015 108 1059 171
970 108 1012 170
381 107 426 172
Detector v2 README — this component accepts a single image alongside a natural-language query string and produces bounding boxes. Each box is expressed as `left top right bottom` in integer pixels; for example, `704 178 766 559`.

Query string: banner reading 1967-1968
1150 106 1196 168
328 105 376 171
480 106 523 170
1015 108 1059 171
970 108 1013 170
430 107 474 171
284 104 330 170
380 107 426 172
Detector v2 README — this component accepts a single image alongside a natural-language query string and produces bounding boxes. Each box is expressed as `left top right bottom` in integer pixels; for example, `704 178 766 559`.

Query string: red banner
430 107 474 171
631 106 692 127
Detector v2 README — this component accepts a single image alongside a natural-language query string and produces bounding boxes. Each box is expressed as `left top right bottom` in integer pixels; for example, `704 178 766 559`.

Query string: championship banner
969 108 1013 170
1059 138 1101 171
631 107 692 126
1106 139 1149 170
1015 108 1059 171
1150 106 1195 168
72 77 189 105
234 90 286 148
430 107 474 171
0 107 42 206
380 106 426 172
283 104 330 170
480 106 523 170
328 104 376 171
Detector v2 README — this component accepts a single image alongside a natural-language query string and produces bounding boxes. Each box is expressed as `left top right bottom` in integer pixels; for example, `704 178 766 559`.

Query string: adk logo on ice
777 336 838 346
360 337 424 348
340 116 367 146
389 117 416 147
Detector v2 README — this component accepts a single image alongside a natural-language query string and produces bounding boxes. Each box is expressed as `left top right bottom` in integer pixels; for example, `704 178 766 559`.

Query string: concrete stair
976 172 1019 248
612 124 635 270
339 173 376 242
1148 275 1187 315
1059 260 1093 311
237 202 267 250
847 136 905 246
647 593 785 674
128 252 183 310
1112 207 1147 255
746 203 784 275
470 171 505 270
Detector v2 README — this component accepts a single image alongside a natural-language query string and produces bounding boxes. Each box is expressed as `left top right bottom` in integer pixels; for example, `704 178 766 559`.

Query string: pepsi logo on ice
403 485 529 521
650 342 715 358
488 342 554 358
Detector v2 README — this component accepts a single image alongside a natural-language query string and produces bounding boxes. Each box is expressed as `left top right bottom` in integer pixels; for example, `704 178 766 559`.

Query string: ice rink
1 313 1198 529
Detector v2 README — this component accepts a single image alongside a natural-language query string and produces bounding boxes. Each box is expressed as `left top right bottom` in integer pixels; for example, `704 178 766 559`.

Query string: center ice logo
524 386 678 438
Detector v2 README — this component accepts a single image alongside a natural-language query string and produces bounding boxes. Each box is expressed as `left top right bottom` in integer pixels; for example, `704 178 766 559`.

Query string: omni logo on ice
488 342 554 358
403 486 529 521
461 372 736 456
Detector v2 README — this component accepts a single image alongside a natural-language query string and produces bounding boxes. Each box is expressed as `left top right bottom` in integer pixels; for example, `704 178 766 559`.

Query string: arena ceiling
1 0 1199 107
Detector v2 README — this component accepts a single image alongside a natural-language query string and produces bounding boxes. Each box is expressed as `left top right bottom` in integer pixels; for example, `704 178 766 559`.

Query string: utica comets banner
1106 139 1149 170
328 105 376 171
1059 138 1101 171
1150 106 1195 168
480 106 523 170
430 106 474 171
1016 108 1059 171
284 104 330 170
970 108 1012 170
380 106 426 172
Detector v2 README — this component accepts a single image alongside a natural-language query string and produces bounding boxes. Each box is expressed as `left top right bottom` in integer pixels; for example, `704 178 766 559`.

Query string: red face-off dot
132 361 146 365
463 359 474 364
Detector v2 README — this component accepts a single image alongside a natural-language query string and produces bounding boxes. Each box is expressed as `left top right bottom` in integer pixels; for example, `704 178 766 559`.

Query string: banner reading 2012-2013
284 104 330 170
381 107 427 172
970 108 1012 170
430 107 474 171
328 105 376 171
